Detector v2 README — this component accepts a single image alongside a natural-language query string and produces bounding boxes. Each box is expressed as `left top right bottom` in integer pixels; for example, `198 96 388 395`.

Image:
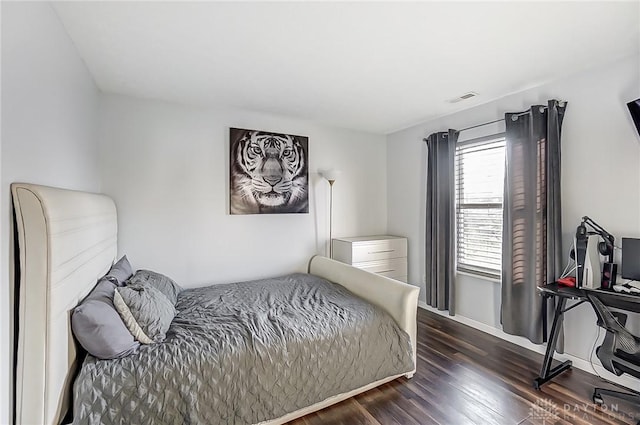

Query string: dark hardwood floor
288 308 640 425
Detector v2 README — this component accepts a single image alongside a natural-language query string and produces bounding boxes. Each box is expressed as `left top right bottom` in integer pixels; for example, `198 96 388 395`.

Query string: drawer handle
378 269 395 273
368 250 395 254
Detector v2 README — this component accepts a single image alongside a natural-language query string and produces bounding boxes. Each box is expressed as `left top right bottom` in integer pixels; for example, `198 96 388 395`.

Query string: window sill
456 270 501 283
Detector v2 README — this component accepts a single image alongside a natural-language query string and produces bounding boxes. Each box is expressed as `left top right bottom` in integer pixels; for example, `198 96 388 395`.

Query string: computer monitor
622 238 640 281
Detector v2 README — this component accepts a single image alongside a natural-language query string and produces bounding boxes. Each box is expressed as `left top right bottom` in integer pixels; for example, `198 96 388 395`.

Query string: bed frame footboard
308 255 420 375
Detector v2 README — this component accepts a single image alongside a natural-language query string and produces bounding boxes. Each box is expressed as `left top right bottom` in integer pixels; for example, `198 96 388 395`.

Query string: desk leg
533 297 572 389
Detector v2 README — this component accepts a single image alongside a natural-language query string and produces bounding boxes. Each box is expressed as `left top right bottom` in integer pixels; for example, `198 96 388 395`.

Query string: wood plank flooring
288 308 640 425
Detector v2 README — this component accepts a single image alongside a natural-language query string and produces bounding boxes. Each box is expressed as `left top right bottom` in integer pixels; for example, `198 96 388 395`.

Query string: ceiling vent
449 92 478 103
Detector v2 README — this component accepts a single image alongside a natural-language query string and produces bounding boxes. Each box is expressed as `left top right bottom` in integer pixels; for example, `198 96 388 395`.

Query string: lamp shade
319 169 341 182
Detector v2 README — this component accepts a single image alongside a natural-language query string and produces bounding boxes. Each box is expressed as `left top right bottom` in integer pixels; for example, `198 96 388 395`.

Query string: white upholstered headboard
11 183 118 425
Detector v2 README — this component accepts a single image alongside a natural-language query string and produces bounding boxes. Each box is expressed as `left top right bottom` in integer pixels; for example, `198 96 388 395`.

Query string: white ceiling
52 1 640 134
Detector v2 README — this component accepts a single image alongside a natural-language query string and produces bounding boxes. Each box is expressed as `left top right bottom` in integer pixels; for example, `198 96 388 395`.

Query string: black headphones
598 241 613 257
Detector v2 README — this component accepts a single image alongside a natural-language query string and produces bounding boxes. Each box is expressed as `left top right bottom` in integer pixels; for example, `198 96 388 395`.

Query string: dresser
332 235 408 282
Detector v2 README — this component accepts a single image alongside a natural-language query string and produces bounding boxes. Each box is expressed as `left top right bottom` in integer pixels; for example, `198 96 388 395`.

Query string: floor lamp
320 169 341 258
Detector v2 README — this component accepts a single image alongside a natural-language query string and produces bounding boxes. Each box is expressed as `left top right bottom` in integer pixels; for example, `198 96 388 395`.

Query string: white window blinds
455 135 506 278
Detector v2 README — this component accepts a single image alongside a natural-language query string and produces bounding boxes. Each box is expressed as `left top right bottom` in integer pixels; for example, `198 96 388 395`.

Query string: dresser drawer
351 239 407 263
353 258 407 279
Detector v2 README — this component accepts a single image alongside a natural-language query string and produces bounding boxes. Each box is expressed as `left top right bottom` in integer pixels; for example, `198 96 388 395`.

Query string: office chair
586 292 640 422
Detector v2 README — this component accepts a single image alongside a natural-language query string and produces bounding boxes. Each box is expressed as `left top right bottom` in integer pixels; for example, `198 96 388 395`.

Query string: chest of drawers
332 235 408 282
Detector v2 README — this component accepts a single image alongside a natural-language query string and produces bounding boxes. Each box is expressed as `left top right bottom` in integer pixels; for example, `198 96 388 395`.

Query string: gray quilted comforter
73 273 413 425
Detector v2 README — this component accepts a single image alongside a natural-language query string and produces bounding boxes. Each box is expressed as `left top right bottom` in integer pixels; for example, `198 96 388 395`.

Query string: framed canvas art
230 128 309 214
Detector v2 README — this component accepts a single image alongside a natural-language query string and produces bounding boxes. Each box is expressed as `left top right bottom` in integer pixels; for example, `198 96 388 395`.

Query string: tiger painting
230 128 309 214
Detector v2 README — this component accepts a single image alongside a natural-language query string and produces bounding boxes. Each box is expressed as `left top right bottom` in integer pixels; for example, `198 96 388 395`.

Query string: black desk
535 283 640 389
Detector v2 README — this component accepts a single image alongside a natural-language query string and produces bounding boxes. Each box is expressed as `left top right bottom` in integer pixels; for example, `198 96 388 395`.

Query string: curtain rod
423 100 565 141
458 118 504 133
458 108 546 132
423 118 505 140
460 100 571 133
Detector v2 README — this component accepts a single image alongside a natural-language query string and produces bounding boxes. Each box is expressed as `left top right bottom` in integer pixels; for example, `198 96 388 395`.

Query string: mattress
72 273 413 425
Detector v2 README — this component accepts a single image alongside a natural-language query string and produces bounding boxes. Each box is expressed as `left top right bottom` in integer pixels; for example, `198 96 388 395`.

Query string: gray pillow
128 270 182 305
113 283 176 344
104 256 133 286
72 278 139 359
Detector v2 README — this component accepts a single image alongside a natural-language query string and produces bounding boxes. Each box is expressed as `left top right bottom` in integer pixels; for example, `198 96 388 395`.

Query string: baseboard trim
417 301 640 391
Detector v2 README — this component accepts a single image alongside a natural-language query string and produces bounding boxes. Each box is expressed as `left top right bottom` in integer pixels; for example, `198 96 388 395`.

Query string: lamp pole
328 179 335 258
320 168 340 259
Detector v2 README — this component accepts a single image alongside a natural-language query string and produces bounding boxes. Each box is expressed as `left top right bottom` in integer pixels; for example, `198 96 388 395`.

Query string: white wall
387 55 640 370
99 94 387 287
1 4 636 420
0 2 101 423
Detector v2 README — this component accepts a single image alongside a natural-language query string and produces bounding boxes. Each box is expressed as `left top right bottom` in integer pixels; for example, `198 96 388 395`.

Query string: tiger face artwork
230 128 309 214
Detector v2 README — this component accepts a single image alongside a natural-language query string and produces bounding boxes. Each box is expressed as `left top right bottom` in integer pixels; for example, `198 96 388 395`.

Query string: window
455 134 506 279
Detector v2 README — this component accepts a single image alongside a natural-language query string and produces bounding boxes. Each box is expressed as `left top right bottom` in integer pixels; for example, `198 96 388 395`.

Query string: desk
535 283 640 389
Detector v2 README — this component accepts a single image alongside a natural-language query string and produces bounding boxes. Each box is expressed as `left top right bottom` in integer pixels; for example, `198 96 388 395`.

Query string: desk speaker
602 262 617 289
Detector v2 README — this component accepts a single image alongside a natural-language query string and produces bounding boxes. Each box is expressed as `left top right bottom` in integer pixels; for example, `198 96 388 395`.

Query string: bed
11 183 419 425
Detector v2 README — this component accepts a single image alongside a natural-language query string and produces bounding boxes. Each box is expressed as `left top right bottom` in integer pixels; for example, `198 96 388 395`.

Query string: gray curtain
425 129 459 315
501 99 566 344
